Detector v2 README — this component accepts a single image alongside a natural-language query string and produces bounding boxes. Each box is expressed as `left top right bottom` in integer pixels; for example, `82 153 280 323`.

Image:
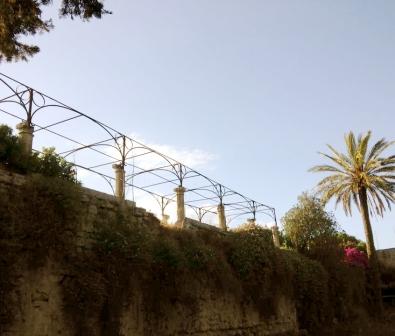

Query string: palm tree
310 131 395 312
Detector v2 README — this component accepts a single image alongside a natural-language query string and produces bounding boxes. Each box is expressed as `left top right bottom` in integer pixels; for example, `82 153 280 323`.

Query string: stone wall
5 260 297 336
378 248 395 269
184 217 225 233
0 169 298 336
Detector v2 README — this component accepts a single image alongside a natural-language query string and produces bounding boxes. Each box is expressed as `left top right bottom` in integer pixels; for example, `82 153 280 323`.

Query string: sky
1 0 395 248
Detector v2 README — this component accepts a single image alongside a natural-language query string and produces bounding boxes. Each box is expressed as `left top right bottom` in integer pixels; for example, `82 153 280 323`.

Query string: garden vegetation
0 124 384 335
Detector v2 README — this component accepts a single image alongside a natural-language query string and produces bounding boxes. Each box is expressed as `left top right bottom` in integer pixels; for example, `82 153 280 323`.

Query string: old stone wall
4 260 297 336
0 169 298 336
378 248 395 269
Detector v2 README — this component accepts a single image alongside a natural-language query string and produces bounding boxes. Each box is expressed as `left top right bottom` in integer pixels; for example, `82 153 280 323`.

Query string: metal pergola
0 73 277 229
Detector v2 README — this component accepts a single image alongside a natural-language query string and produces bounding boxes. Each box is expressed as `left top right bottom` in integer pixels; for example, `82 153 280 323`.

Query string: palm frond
358 131 371 164
308 165 346 174
345 132 357 164
318 152 352 173
327 144 353 166
367 139 395 162
311 131 395 218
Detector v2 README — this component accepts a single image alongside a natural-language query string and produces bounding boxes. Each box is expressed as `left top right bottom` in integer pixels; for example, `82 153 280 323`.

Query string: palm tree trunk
358 187 383 314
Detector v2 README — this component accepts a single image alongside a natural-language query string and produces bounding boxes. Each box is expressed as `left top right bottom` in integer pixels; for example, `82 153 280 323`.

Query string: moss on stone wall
0 170 369 336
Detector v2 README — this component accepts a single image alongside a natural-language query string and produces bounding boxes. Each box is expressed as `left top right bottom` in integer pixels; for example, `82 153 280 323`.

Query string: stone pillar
272 225 281 248
217 203 227 231
112 164 125 200
161 214 169 226
174 186 186 228
16 121 34 155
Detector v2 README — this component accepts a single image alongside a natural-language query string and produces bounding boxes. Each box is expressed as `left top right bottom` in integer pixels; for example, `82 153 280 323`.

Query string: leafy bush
344 247 368 268
0 174 82 265
282 193 368 329
228 225 275 278
282 193 338 254
92 207 151 261
30 147 77 182
283 250 330 332
337 231 367 252
0 124 77 182
0 171 372 335
0 124 27 172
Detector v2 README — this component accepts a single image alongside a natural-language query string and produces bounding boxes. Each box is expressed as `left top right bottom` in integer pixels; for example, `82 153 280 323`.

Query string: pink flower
344 247 368 268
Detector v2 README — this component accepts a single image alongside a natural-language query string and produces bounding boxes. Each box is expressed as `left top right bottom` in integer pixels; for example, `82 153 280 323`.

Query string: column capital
112 163 123 170
16 121 34 155
16 121 34 132
174 186 186 193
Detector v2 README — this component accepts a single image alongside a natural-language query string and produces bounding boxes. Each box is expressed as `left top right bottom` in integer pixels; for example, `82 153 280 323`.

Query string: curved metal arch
70 164 116 195
32 102 122 146
122 140 186 183
0 78 30 115
152 195 175 216
124 144 158 160
0 72 278 229
255 207 277 222
0 78 124 147
126 166 181 182
225 211 253 225
121 135 210 189
63 142 120 159
186 187 222 198
188 205 213 223
0 98 30 110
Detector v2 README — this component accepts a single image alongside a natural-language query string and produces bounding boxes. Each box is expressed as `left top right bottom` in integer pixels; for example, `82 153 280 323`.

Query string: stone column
217 203 227 231
272 225 281 248
16 121 34 155
161 214 169 226
174 186 186 228
112 164 125 200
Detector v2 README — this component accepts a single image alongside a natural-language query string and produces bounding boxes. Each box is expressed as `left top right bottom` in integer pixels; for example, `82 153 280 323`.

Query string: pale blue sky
1 1 395 248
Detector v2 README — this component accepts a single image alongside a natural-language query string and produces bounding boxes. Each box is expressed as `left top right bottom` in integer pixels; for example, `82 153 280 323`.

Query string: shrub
0 124 27 172
337 231 367 252
30 147 77 183
344 247 368 268
282 250 330 332
282 193 338 254
228 225 275 279
92 207 152 262
0 124 77 182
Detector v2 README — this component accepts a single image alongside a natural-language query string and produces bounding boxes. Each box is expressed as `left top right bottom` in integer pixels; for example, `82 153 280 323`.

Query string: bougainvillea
344 247 368 268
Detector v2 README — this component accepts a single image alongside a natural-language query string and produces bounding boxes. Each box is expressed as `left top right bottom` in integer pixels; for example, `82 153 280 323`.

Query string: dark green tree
0 124 26 170
0 0 111 62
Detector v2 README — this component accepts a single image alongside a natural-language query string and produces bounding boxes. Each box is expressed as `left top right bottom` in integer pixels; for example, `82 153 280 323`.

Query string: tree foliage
0 124 25 169
310 131 395 218
309 131 395 258
310 131 395 314
0 0 111 62
0 124 77 182
337 231 366 252
282 193 338 255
